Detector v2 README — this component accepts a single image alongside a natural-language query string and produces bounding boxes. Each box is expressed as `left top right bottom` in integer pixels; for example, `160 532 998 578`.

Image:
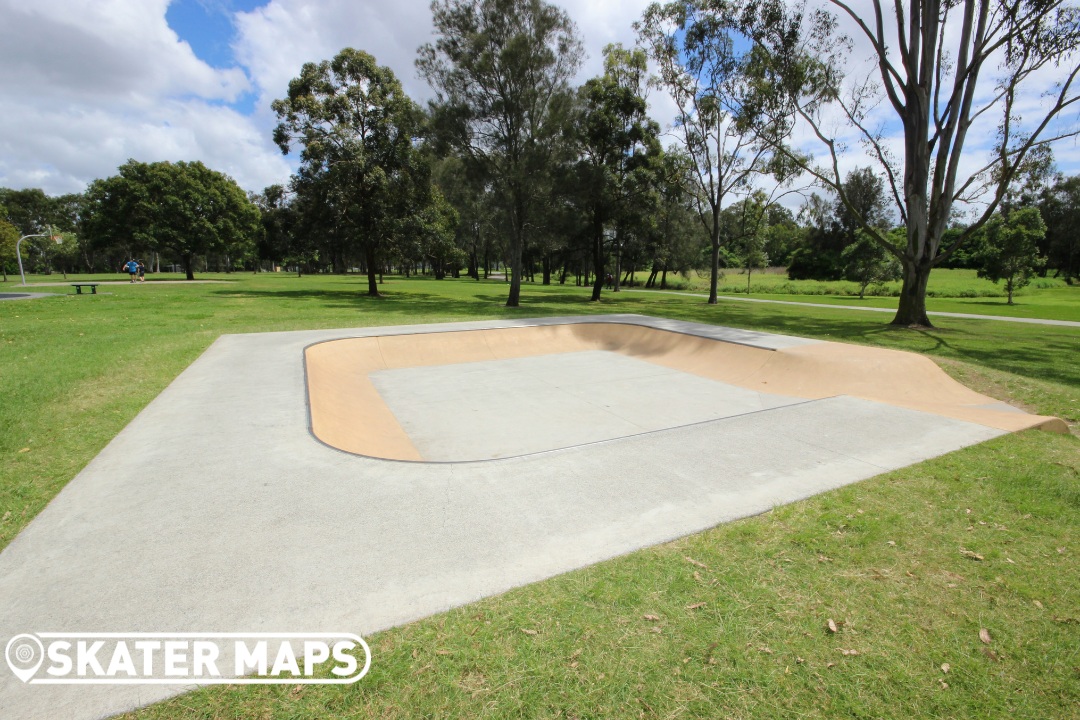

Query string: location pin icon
5 634 44 683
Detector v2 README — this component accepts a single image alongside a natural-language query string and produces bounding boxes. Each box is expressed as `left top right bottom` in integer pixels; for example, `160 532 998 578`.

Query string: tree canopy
82 160 259 280
273 48 430 296
418 0 584 307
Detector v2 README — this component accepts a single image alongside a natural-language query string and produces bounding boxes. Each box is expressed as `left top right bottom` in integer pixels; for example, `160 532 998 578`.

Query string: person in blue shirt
123 259 138 283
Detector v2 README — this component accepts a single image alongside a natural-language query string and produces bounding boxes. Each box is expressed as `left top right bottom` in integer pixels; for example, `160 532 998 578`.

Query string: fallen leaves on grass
941 663 950 673
960 548 985 561
982 648 1002 662
979 628 992 644
839 649 859 656
643 614 660 621
18 448 29 453
826 619 839 634
684 556 708 569
686 602 706 610
1034 600 1044 609
519 629 537 636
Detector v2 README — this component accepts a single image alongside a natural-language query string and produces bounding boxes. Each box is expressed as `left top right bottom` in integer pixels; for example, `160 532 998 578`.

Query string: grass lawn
622 268 1080 322
1 272 1077 719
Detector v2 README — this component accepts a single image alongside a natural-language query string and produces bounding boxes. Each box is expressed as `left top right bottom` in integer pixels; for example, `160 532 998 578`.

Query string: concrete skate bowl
304 322 1066 462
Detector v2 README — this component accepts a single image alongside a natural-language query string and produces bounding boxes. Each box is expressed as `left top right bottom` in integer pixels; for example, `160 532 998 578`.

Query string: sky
0 0 658 197
0 0 1076 208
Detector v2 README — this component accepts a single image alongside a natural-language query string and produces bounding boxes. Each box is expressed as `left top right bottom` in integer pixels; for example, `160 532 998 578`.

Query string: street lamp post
16 232 62 286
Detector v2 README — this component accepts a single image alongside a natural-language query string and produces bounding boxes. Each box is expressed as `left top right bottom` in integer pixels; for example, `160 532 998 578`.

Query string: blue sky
0 0 657 196
165 0 267 113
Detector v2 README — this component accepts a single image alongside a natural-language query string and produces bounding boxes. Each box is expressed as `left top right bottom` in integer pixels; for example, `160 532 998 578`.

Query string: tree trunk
707 200 723 303
184 253 195 281
613 229 622 292
708 240 720 304
661 268 668 289
506 226 523 307
365 245 379 297
891 259 933 326
1007 278 1015 305
590 219 605 302
542 254 551 285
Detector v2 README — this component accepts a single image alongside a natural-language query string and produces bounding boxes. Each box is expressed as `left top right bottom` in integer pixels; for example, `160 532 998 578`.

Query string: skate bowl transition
306 320 1065 462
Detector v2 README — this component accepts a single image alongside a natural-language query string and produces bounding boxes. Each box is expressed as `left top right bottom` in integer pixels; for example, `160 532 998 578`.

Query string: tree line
1 0 1076 326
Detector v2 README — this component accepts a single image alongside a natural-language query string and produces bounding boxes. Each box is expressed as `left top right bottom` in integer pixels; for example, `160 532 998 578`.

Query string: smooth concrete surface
0 292 54 301
307 319 1065 460
0 315 1032 719
371 351 805 460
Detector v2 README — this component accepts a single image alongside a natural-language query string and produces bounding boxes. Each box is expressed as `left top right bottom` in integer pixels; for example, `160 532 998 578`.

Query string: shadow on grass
212 284 1080 388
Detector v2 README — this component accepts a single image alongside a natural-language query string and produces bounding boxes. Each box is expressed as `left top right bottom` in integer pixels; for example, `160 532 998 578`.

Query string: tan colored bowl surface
305 323 1066 461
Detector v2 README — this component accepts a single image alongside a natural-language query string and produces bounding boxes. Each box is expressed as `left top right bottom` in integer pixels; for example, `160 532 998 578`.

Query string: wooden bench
71 283 99 295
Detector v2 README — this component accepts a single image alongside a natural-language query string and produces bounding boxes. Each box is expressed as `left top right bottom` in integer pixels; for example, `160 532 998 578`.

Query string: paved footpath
21 279 225 287
621 288 1080 328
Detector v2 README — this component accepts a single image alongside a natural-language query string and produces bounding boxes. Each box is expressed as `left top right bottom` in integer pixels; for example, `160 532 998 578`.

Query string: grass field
617 267 1080 321
1 272 1077 719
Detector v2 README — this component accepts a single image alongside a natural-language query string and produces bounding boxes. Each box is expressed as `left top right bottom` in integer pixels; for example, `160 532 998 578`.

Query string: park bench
71 283 99 295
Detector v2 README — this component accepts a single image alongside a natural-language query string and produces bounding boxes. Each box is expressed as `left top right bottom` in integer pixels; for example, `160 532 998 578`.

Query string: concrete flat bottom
0 315 1029 719
372 351 803 460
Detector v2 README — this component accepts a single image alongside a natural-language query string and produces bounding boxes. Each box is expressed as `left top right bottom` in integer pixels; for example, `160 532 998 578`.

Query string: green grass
2 272 1078 719
621 268 1080 321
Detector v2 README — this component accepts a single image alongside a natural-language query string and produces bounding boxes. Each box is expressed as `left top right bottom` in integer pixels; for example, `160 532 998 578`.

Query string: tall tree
273 48 426 296
571 44 663 301
638 0 797 304
1038 173 1080 279
739 0 1080 326
82 160 259 280
418 0 584 307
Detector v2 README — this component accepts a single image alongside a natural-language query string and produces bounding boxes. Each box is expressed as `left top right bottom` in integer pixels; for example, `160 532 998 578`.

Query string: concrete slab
0 314 1050 719
0 292 54 301
371 351 805 460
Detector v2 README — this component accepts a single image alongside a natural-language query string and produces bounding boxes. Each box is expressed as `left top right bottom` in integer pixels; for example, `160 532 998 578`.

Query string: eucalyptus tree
418 0 584 307
738 0 1080 326
273 48 426 296
645 151 703 289
637 0 797 304
571 44 663 301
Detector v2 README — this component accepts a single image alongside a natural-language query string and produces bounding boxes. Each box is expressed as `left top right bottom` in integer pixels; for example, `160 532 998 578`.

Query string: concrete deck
0 315 1058 719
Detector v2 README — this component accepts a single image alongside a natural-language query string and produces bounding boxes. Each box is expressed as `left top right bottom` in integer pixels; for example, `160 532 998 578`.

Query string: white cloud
0 0 275 195
1 0 1074 202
